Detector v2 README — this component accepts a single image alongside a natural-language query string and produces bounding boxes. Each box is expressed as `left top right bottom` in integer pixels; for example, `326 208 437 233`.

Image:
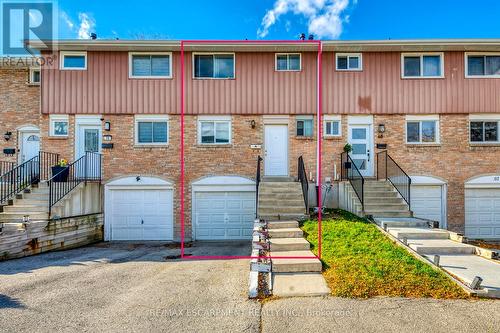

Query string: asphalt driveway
1 242 500 333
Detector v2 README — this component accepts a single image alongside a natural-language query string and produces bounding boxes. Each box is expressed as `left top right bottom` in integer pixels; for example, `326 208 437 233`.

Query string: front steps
362 180 412 218
375 217 500 298
258 181 307 220
0 184 50 223
267 220 329 297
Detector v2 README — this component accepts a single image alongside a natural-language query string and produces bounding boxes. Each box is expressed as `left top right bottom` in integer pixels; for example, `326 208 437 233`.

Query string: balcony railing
377 150 411 209
0 161 16 176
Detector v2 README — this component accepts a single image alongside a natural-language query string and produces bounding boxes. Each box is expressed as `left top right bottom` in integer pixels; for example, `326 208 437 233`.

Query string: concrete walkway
376 217 500 298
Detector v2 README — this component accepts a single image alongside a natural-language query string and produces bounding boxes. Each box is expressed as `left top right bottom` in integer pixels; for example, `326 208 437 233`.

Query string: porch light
104 121 111 131
4 131 12 141
250 120 256 129
378 124 386 133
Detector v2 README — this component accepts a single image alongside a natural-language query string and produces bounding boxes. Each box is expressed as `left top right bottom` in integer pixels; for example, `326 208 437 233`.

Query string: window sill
196 144 232 148
401 76 445 80
294 136 314 140
469 143 500 147
27 83 40 87
405 143 441 147
47 136 68 140
128 76 173 80
323 136 342 140
134 144 169 149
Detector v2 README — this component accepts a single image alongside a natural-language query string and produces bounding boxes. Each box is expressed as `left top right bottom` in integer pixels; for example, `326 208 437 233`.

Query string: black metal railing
48 152 102 216
39 151 60 181
0 160 16 176
297 156 309 213
0 156 40 205
255 155 263 218
340 152 365 209
377 150 411 208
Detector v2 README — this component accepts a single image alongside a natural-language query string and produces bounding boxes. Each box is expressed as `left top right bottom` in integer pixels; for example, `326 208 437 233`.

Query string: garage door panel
410 185 443 226
195 191 255 240
465 188 500 239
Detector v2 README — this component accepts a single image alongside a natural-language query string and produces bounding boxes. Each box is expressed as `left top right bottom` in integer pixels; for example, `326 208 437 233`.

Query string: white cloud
77 12 96 39
258 0 353 39
60 11 74 30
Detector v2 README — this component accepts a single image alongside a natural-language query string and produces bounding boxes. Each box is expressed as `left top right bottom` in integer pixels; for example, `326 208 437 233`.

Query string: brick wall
0 68 40 163
321 114 500 234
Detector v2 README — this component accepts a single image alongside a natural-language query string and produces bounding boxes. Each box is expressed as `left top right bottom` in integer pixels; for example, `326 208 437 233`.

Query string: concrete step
259 193 305 200
364 190 399 198
260 214 308 221
262 177 295 182
364 203 409 210
21 192 49 200
428 255 500 298
364 197 405 204
0 222 25 232
388 227 450 240
375 217 431 229
268 227 303 238
259 207 306 215
268 221 299 229
272 273 330 297
408 239 476 255
270 237 310 251
13 199 47 205
258 198 305 206
0 212 49 222
3 204 49 213
368 210 413 218
30 187 49 194
271 250 322 273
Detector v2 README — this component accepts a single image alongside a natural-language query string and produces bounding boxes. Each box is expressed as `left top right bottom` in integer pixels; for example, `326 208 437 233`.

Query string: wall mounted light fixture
377 124 386 138
104 121 111 131
4 131 12 141
250 120 256 129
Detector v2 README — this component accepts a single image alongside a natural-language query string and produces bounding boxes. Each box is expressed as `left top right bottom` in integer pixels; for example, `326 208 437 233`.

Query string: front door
348 124 373 177
76 125 101 159
264 125 288 176
20 131 40 163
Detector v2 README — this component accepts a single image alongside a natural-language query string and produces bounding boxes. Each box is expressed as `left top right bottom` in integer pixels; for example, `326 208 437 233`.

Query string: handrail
39 152 60 181
48 152 102 216
340 152 365 209
0 155 40 205
297 156 309 213
376 150 411 209
255 155 263 218
0 161 16 176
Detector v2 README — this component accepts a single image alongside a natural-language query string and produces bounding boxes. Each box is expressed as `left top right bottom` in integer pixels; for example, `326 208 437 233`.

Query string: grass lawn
301 210 469 299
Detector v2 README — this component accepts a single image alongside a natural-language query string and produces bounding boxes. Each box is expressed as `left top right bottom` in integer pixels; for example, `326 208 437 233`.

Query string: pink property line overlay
180 40 323 260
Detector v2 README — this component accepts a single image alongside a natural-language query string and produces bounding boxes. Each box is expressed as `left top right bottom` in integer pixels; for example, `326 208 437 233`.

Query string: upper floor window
336 53 362 71
198 116 231 144
276 53 301 71
469 115 500 143
193 54 234 79
60 51 87 70
296 117 313 137
466 53 500 78
129 53 172 78
29 68 40 84
406 115 440 144
135 115 169 145
401 53 443 78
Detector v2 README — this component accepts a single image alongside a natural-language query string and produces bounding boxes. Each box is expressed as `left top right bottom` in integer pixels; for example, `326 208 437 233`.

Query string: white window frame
60 51 87 70
468 114 500 144
464 52 500 79
335 53 363 71
323 115 341 137
296 116 314 137
405 115 440 144
197 116 232 145
49 115 69 137
29 67 40 84
128 52 173 79
275 53 302 71
192 52 236 79
134 115 169 146
401 52 444 79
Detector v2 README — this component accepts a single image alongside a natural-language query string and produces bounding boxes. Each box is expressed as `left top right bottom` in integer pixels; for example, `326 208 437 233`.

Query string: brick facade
0 68 40 163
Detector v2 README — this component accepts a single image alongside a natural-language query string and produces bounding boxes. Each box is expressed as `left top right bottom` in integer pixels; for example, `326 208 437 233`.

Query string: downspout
180 41 185 258
316 41 323 259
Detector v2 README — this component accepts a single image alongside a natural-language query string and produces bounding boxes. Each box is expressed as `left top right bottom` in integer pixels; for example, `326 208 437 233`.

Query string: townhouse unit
13 38 500 242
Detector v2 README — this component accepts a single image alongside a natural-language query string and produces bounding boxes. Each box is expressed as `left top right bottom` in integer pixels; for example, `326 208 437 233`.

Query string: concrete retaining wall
0 213 103 261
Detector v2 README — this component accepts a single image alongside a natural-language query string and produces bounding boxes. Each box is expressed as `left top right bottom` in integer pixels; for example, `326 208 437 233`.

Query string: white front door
194 191 255 240
348 124 373 177
20 131 40 163
76 125 101 159
264 125 288 176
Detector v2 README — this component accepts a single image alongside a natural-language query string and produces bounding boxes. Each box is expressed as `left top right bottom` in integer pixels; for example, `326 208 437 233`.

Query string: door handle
367 150 371 162
141 219 144 225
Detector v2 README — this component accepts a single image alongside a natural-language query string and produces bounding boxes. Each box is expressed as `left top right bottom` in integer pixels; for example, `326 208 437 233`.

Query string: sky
56 0 500 41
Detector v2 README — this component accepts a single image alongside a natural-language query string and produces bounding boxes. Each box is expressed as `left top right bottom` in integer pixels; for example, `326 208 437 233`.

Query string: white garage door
465 188 500 239
411 185 443 226
194 191 255 240
108 189 174 241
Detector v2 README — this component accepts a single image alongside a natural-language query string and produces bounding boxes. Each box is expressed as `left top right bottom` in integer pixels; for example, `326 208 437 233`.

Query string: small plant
343 143 352 154
57 159 68 167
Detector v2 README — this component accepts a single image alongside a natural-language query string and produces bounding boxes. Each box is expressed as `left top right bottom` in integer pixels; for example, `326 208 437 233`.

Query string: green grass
301 210 469 299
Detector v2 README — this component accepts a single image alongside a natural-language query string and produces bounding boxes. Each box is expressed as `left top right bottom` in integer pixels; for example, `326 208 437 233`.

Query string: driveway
1 242 500 333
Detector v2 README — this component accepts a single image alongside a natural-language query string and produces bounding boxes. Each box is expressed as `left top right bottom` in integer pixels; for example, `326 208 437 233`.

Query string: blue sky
57 0 500 41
